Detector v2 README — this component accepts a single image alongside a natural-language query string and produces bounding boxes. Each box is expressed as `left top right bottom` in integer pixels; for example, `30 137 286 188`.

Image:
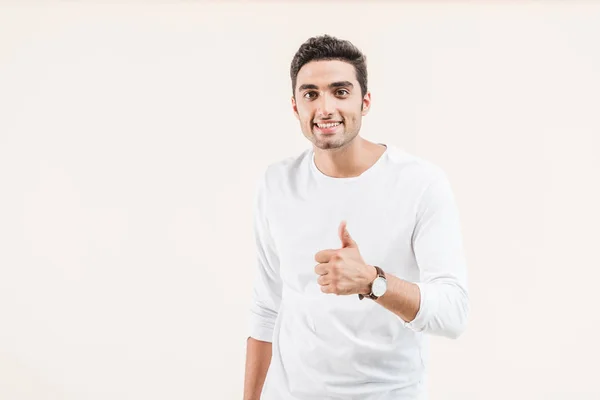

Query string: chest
267 181 419 294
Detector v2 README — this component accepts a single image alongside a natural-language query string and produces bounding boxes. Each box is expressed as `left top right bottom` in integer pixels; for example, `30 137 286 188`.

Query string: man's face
292 60 371 150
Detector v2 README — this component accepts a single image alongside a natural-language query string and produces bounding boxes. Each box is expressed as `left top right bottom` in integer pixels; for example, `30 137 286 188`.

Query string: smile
314 122 342 128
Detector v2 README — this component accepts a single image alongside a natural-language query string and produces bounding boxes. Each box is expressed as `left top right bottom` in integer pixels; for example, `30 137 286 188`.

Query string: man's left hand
314 221 377 296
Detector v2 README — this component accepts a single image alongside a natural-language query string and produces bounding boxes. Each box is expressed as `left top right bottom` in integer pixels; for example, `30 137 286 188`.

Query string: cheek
342 114 356 125
298 110 314 125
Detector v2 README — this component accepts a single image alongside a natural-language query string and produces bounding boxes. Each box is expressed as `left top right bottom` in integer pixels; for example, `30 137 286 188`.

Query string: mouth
313 121 343 135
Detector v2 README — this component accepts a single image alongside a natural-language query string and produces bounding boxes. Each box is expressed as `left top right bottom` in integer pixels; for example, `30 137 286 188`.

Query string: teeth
316 122 341 128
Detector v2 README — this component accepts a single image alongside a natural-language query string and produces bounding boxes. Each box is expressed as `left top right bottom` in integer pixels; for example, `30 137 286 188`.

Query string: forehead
296 60 357 89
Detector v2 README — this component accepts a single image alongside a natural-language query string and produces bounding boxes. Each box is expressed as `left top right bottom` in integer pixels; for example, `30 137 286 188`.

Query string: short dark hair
290 34 368 98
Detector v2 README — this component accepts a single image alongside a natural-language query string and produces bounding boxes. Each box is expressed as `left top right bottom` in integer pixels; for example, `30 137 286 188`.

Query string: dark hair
290 34 368 98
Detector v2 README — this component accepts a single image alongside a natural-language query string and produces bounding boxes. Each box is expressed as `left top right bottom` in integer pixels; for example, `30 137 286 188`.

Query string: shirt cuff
248 313 275 343
401 282 438 333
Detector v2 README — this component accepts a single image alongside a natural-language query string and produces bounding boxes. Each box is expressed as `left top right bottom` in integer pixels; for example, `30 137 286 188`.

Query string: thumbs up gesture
314 221 378 296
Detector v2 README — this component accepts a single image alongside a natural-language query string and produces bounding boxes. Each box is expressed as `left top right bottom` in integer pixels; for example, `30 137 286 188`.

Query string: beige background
1 2 599 399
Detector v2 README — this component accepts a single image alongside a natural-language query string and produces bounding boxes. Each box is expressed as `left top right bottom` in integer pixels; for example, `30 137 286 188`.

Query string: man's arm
244 169 282 398
243 337 272 400
372 272 421 323
380 172 469 339
318 171 469 339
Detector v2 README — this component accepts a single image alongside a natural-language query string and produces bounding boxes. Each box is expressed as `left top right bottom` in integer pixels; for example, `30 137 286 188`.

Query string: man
243 35 469 400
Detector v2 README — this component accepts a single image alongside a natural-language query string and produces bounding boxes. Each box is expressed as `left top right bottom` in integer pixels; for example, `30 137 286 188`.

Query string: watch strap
358 266 385 300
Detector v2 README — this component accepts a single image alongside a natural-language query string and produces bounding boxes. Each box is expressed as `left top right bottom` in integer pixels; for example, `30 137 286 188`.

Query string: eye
303 91 317 99
336 89 350 96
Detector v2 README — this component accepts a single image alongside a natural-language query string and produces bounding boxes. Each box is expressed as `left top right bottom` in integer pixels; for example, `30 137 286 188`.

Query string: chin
314 138 347 150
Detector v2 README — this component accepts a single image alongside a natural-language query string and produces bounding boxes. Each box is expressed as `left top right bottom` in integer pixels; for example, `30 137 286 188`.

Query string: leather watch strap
358 266 385 300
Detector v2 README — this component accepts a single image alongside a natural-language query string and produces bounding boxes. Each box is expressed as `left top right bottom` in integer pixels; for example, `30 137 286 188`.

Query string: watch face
372 277 387 297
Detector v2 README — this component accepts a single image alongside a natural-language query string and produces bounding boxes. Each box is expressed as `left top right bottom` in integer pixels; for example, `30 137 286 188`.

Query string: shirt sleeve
402 172 470 339
248 170 282 343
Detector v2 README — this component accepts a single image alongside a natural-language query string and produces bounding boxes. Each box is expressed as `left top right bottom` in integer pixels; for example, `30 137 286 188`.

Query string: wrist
358 265 388 300
361 264 378 294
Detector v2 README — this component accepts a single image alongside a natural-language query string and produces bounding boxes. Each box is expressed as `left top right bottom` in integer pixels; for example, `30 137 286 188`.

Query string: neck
313 137 387 178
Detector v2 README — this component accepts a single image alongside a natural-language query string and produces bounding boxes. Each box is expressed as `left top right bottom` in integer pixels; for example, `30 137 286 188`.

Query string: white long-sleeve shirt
248 144 469 400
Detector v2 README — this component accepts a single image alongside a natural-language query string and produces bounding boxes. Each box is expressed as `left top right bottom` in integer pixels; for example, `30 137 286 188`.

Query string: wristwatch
358 266 387 300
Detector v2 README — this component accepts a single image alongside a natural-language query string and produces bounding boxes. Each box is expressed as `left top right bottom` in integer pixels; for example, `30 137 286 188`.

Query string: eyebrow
298 81 354 91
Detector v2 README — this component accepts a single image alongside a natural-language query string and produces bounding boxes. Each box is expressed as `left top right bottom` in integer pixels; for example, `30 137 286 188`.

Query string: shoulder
385 144 448 187
255 148 312 196
385 146 459 215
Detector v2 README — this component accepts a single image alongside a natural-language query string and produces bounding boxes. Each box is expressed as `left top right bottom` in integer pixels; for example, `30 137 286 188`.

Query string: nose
316 93 335 118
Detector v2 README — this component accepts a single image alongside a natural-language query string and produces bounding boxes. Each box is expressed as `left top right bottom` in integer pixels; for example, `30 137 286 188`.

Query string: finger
315 249 337 263
338 220 346 245
320 284 334 294
317 274 330 286
338 220 357 248
314 263 328 276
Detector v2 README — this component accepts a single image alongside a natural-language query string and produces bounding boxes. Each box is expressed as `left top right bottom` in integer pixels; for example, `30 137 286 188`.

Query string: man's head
290 35 371 150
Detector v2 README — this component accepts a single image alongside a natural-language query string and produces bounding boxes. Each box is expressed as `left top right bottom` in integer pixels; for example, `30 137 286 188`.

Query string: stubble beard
311 124 360 150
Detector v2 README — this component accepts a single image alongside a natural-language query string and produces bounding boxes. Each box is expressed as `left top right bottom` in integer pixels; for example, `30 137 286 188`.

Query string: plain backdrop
1 2 599 399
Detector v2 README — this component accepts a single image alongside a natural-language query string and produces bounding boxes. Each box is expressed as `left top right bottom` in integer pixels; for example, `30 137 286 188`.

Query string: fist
314 221 377 295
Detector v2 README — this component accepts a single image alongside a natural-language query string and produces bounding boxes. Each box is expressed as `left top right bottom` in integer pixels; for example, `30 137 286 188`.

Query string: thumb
339 220 357 248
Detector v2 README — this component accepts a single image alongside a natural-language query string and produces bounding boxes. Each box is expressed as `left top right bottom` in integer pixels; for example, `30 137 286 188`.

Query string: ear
361 92 372 116
292 96 300 120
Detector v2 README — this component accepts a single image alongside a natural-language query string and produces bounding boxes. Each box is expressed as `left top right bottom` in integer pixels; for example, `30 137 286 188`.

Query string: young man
243 35 469 400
